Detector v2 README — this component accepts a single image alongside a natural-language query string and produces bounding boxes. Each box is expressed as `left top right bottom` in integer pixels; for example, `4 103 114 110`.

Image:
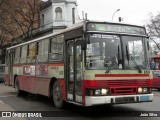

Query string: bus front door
66 39 83 104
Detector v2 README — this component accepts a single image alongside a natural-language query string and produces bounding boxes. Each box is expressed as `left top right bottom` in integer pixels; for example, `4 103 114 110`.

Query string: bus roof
7 20 146 50
7 21 85 50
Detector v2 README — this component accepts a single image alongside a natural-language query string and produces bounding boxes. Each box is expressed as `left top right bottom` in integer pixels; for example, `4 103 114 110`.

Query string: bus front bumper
85 94 153 106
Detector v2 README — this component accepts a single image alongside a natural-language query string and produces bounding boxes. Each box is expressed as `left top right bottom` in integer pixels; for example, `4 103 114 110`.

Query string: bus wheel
158 88 160 91
52 81 63 108
15 77 21 96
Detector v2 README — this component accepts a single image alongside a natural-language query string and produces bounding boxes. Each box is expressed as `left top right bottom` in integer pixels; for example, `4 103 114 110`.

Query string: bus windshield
85 33 147 70
123 36 146 69
86 34 121 69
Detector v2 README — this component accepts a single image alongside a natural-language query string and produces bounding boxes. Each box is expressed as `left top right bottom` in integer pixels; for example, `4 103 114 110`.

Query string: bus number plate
140 96 149 101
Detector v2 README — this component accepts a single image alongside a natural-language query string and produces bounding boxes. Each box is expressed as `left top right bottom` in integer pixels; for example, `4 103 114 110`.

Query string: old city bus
4 20 153 108
150 54 160 91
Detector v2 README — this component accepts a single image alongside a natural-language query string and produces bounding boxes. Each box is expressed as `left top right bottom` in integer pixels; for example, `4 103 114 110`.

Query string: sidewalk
0 83 28 120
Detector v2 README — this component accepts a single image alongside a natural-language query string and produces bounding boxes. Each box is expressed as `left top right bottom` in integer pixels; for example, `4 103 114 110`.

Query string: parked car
0 64 5 82
152 70 160 91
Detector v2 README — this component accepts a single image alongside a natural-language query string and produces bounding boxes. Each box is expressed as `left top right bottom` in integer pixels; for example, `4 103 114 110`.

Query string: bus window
37 39 49 63
49 35 63 61
20 45 27 63
27 43 36 63
14 47 20 64
123 36 146 69
86 34 121 69
75 42 82 95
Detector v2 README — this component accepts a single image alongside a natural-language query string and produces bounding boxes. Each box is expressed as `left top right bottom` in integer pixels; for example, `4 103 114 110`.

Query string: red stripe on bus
95 74 149 77
83 80 96 88
83 79 152 88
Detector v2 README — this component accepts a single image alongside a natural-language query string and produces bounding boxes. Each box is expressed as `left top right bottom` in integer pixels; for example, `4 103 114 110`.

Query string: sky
77 0 160 26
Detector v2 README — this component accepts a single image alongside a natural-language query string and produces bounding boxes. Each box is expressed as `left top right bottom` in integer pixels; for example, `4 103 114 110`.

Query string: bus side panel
48 64 66 99
35 77 50 96
18 76 66 98
152 78 160 88
13 64 66 98
152 70 160 89
18 75 51 96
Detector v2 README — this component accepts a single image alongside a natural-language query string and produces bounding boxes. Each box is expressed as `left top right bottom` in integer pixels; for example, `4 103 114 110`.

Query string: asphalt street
0 82 160 120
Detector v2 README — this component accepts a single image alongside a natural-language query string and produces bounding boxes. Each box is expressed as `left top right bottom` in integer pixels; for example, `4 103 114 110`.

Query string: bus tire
158 88 160 91
15 77 22 96
52 81 63 108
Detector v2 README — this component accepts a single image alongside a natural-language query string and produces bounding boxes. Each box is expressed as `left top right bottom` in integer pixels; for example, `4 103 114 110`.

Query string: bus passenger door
66 39 83 103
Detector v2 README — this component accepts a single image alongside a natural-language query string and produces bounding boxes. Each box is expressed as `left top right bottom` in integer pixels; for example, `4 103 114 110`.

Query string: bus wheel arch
49 77 57 97
14 75 18 88
49 77 64 108
14 75 22 96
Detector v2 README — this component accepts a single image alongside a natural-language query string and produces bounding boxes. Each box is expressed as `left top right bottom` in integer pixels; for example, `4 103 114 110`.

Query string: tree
0 0 41 45
146 12 160 37
146 13 160 55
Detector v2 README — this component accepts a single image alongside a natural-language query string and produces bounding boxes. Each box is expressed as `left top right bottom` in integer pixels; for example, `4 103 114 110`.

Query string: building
0 0 81 64
34 0 81 36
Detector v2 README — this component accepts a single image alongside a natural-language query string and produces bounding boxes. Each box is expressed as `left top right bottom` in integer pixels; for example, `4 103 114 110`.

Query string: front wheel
52 81 64 108
158 88 160 91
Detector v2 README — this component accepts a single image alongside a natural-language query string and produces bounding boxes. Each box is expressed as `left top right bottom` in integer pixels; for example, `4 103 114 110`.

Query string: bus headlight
101 89 108 95
95 89 101 95
143 88 148 93
86 88 109 96
138 87 143 93
95 89 108 95
138 87 149 93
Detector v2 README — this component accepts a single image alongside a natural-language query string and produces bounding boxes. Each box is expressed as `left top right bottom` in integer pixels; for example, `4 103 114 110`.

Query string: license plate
140 96 149 101
115 97 135 103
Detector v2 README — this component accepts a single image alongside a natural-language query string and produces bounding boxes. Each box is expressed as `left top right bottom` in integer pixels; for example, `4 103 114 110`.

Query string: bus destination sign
87 23 146 35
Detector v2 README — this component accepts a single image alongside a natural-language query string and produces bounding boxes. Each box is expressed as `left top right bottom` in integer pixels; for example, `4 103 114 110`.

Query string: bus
4 20 153 108
150 54 160 91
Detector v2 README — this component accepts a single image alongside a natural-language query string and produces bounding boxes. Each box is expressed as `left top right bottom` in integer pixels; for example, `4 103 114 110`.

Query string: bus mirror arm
81 39 86 50
146 35 150 51
147 41 150 51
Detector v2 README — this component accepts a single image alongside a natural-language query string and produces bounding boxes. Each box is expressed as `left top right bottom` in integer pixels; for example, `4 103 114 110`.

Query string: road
0 82 160 120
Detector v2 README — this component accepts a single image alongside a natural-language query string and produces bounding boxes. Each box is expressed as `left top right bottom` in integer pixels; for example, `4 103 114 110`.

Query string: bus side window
37 39 49 63
49 35 63 61
20 45 27 63
14 47 20 64
27 43 36 63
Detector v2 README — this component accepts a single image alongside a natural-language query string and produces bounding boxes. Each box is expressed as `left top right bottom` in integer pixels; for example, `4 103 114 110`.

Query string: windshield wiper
105 45 121 73
118 45 122 65
126 45 142 73
105 56 118 73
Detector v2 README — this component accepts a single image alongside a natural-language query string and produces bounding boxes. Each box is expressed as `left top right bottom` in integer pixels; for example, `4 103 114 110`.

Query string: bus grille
95 79 150 95
110 87 137 95
95 79 150 87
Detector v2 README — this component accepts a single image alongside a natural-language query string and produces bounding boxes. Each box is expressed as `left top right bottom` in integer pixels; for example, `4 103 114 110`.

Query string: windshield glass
86 34 122 69
85 34 147 70
122 36 146 69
